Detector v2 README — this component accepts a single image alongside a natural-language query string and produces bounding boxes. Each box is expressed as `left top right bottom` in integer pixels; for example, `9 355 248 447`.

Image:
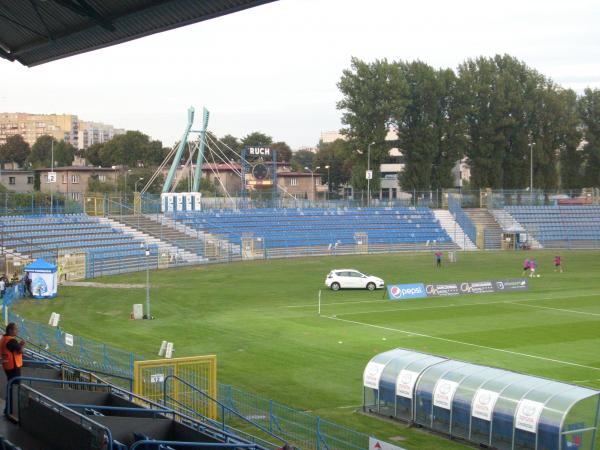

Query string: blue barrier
448 194 477 245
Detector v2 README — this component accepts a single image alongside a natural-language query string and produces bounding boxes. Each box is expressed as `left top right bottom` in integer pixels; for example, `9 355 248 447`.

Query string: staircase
432 210 477 250
464 208 503 249
100 216 203 263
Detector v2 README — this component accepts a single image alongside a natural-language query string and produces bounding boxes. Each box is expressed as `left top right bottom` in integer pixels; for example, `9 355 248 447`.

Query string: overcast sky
1 0 599 149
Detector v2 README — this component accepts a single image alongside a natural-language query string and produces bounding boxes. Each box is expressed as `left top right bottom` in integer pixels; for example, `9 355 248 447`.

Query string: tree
291 149 315 172
558 89 583 188
337 57 408 192
83 143 104 166
98 131 167 167
271 141 292 162
457 55 549 189
240 132 273 148
219 134 242 160
28 135 75 168
0 134 30 167
396 62 464 190
175 176 217 195
579 88 600 187
313 139 354 192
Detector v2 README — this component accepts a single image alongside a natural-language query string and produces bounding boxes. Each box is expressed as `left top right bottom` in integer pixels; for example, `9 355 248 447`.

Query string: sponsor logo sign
64 333 74 347
387 283 427 300
389 278 527 300
369 437 406 450
248 146 271 156
495 278 528 291
515 399 545 432
396 369 419 398
433 379 459 410
472 388 500 421
426 283 460 296
363 362 386 389
463 280 495 294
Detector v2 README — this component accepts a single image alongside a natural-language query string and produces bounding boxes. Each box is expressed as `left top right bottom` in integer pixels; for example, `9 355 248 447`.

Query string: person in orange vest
1 322 26 415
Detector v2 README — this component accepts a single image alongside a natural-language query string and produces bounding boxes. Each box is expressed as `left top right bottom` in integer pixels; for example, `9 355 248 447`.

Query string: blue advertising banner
387 283 427 300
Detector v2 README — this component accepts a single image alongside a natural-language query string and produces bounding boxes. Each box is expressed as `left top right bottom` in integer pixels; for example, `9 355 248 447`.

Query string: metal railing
448 194 477 245
10 311 374 450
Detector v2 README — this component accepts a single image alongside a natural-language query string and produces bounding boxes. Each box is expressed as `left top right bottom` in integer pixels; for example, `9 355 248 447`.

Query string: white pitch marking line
284 298 386 308
322 315 600 372
511 303 600 317
318 292 600 318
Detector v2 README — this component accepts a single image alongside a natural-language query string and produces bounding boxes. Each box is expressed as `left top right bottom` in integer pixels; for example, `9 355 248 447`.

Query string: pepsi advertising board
387 284 427 300
388 278 528 300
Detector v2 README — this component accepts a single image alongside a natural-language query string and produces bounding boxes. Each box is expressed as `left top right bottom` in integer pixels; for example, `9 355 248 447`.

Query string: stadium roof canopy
0 0 276 67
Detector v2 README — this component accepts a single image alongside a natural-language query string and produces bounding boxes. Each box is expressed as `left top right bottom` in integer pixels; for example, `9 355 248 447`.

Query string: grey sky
1 0 599 149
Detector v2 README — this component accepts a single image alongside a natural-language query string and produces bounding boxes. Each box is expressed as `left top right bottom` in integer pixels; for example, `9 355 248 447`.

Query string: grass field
12 250 600 449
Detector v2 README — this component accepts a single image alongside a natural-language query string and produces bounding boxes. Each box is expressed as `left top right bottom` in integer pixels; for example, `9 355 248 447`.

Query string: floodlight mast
192 108 210 192
162 107 195 193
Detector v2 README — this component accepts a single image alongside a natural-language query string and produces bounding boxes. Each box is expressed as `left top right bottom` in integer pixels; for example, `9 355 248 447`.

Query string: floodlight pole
529 141 535 199
367 142 374 207
50 139 54 214
143 244 151 319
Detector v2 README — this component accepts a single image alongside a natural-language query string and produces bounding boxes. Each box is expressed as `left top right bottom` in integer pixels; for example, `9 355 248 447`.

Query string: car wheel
331 282 341 291
366 282 376 291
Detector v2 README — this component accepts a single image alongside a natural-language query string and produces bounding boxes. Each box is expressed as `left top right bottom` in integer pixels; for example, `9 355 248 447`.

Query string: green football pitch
12 250 600 449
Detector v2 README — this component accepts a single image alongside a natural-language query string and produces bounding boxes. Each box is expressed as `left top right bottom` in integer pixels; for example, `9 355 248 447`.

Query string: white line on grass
319 292 600 318
284 298 386 308
322 315 600 372
510 303 600 317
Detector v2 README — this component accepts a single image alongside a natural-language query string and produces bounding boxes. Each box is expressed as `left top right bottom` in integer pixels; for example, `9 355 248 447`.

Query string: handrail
164 375 289 448
13 383 114 450
131 441 261 449
8 377 275 450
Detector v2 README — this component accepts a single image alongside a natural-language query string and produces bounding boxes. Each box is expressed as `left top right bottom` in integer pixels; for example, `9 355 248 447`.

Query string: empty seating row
172 207 453 249
504 206 600 246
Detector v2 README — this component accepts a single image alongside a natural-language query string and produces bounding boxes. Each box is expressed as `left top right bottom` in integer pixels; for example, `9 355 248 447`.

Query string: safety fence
6 310 373 450
448 194 477 245
7 311 137 385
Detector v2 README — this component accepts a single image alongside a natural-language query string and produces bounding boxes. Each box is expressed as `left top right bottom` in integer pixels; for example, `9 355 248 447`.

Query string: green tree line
336 54 600 190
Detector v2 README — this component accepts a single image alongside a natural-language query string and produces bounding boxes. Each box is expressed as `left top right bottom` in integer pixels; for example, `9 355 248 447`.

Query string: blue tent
24 259 57 299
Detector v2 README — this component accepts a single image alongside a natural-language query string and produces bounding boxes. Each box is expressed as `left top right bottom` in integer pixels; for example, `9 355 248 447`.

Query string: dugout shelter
363 348 599 450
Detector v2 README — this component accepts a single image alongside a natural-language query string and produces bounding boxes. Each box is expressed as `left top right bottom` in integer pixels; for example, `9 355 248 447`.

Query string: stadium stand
171 207 459 255
0 348 284 450
0 214 206 277
504 205 600 248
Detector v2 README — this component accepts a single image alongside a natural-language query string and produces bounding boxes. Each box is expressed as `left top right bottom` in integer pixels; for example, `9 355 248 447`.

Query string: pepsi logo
390 286 401 297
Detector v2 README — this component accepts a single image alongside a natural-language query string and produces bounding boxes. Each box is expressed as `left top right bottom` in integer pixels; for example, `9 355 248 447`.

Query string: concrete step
433 210 477 250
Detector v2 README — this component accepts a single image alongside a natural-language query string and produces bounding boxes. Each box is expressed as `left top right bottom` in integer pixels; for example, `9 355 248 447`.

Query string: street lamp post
325 165 330 201
141 242 151 319
529 141 536 202
304 166 320 202
367 142 375 207
50 139 54 214
134 177 144 193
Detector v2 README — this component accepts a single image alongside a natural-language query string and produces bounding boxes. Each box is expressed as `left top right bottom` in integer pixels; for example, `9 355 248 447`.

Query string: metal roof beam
29 0 55 41
52 0 116 32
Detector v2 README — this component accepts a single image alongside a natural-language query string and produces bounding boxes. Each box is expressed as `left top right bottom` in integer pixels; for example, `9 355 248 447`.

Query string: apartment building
0 113 78 147
78 121 125 150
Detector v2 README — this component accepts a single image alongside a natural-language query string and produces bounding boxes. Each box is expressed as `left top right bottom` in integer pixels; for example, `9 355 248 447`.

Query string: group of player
522 255 563 277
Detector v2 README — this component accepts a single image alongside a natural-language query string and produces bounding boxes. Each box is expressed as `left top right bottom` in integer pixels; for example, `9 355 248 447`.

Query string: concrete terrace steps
432 210 477 250
100 216 202 263
464 208 503 249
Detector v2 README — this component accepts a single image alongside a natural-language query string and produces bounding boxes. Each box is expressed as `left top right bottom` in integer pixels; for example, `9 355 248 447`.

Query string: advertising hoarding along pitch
388 279 528 300
387 283 427 300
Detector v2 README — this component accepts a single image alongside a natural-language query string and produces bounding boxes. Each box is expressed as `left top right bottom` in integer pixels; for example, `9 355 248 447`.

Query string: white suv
325 269 385 291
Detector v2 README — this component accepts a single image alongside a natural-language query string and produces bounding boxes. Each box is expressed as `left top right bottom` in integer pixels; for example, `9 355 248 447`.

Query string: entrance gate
134 355 217 420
